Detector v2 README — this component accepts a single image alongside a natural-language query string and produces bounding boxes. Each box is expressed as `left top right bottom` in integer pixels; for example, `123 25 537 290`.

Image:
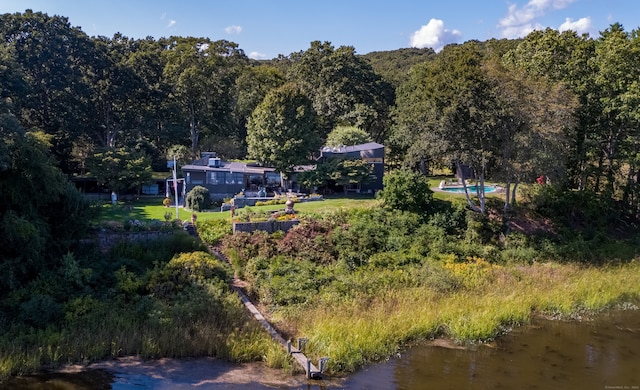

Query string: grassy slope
93 191 640 376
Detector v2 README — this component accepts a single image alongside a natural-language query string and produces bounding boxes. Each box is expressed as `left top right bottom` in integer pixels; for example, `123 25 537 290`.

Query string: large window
226 172 243 185
266 172 281 186
208 171 225 185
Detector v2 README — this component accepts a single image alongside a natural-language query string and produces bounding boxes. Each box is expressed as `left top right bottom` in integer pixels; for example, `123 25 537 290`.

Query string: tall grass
285 261 640 374
0 291 289 380
0 253 290 381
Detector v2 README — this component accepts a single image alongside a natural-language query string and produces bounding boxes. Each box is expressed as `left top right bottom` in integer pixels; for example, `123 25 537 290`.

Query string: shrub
108 231 205 270
465 210 502 245
381 170 434 216
101 220 124 231
147 251 229 299
186 185 211 212
247 256 331 306
427 200 468 235
528 185 620 232
277 220 337 264
198 219 233 246
330 208 423 269
220 231 280 266
18 294 63 328
443 255 496 290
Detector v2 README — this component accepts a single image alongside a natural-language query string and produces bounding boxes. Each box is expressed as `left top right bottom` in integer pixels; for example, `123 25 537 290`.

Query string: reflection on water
344 309 640 390
2 310 639 389
0 370 113 389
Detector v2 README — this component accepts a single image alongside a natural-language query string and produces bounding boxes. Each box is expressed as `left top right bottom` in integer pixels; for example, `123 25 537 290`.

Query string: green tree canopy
288 41 395 142
0 10 95 170
298 158 372 193
485 59 577 212
381 170 434 215
330 159 373 194
162 37 248 157
246 83 320 187
0 129 91 291
325 125 372 147
503 28 597 191
88 147 153 194
392 42 499 213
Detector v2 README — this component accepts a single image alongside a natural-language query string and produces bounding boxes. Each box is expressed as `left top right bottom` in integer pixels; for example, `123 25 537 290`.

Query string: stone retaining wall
232 220 299 234
91 231 174 252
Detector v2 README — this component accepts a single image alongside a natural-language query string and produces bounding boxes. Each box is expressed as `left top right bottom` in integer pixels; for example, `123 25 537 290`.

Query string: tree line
390 26 640 218
1 10 640 217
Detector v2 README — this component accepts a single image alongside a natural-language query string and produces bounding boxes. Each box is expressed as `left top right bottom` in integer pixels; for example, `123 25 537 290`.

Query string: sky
0 0 638 59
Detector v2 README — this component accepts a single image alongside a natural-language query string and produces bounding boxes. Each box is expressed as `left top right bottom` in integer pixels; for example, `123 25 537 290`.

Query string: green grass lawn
93 175 506 224
94 195 381 223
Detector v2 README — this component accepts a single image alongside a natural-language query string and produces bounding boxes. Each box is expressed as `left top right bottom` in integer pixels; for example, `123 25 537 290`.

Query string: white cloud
410 19 462 53
248 51 268 60
501 22 545 39
167 20 176 28
559 17 592 34
498 0 577 38
225 25 242 35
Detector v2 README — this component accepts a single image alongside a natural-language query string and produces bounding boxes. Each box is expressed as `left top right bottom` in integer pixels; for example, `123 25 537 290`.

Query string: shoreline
27 305 640 388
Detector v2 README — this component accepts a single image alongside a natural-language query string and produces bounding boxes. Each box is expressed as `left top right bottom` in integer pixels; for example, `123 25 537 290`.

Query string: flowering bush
443 256 498 289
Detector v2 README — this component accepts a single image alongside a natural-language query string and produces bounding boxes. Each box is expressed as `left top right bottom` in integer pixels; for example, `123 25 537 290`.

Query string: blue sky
1 0 637 59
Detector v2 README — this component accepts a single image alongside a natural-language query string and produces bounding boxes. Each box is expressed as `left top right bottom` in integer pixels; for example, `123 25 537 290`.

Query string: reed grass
0 287 290 381
284 260 640 374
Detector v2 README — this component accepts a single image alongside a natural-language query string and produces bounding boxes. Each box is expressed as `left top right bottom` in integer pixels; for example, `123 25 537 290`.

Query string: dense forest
2 9 640 379
2 11 639 204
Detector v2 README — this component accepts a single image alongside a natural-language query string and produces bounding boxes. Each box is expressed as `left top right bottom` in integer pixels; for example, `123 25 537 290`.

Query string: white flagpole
173 155 179 219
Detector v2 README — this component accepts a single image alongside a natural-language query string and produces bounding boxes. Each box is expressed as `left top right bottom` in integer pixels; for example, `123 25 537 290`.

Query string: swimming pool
439 185 498 194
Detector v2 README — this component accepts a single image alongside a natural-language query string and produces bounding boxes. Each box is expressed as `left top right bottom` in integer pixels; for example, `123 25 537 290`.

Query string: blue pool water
440 185 498 194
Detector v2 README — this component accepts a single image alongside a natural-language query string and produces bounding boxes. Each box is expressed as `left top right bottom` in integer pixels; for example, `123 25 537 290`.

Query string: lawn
93 175 506 224
94 195 381 223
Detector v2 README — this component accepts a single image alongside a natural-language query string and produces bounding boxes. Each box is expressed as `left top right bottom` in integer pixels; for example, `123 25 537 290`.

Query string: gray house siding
318 142 385 192
181 157 280 200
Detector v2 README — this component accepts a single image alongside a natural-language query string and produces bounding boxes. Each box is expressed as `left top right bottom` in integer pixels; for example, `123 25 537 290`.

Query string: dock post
297 337 308 351
319 357 330 373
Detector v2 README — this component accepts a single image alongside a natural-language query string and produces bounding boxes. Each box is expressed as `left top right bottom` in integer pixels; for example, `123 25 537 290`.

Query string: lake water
2 309 639 389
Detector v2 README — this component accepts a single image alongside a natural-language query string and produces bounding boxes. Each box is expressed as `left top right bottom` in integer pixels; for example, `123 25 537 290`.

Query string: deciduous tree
288 41 395 142
246 83 320 188
325 125 372 147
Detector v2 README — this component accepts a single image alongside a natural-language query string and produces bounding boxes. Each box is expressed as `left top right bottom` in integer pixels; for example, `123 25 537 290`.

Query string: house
180 142 384 200
315 142 384 193
180 152 281 200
